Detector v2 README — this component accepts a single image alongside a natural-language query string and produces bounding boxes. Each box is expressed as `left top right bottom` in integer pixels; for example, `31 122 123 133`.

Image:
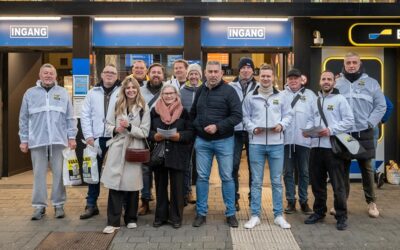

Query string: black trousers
107 189 139 227
310 148 347 220
344 158 376 203
233 131 251 201
154 167 185 224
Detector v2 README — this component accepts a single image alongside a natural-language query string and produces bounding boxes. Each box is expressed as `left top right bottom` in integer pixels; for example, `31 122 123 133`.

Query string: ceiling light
94 17 175 21
0 16 61 21
209 17 288 22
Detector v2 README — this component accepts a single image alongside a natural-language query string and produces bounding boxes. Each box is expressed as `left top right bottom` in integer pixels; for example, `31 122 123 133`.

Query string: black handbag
148 141 165 167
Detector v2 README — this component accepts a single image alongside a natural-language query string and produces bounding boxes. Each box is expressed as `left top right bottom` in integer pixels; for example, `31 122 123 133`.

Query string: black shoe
171 222 182 229
336 217 348 231
300 202 313 215
226 215 239 228
80 206 99 220
377 172 385 189
153 220 167 228
192 215 206 227
284 202 296 214
304 213 325 224
235 200 240 212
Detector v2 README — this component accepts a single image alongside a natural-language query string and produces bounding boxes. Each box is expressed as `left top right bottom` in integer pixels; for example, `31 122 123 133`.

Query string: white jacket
243 86 293 145
19 80 77 148
307 89 355 149
140 82 164 108
335 73 386 132
282 86 317 148
165 78 184 91
80 84 120 140
230 77 258 131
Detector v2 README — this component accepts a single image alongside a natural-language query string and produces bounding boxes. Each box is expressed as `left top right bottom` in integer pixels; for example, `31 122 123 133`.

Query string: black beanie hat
238 57 255 71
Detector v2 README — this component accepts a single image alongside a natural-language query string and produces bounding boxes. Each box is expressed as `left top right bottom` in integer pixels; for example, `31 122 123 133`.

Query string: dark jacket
190 80 243 141
149 108 194 171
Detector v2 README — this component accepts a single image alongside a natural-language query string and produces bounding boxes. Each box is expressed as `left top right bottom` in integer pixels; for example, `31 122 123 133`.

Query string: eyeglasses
163 92 176 96
102 71 117 75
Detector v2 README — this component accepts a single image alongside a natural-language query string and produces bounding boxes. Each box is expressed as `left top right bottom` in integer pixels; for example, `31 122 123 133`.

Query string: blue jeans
283 144 310 204
195 136 236 217
249 144 284 218
86 137 109 207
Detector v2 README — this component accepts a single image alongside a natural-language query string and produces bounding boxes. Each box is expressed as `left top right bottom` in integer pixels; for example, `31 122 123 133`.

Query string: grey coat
101 104 150 191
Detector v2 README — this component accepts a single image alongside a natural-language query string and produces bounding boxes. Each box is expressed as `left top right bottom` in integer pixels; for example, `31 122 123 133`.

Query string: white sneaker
102 226 120 234
274 216 291 229
244 216 260 229
330 207 336 216
368 202 379 218
127 222 137 229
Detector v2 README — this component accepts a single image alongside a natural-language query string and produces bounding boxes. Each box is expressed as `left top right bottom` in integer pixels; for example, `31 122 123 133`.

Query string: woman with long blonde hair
101 76 150 234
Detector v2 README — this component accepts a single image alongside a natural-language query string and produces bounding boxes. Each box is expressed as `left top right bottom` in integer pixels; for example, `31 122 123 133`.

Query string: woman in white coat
101 76 150 234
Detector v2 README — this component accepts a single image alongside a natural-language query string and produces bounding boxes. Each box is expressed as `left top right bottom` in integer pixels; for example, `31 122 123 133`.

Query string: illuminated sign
349 23 400 46
10 26 48 39
227 27 265 40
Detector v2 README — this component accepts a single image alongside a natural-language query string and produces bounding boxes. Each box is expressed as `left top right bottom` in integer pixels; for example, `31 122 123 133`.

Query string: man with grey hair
190 61 242 228
335 52 386 218
131 60 148 87
19 63 77 220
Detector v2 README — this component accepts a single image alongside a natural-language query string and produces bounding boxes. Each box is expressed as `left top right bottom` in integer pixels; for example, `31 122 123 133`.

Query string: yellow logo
327 105 334 111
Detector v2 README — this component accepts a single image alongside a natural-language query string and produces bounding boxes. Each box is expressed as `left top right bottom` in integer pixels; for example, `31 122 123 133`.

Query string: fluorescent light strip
94 17 175 21
0 16 61 21
209 17 288 22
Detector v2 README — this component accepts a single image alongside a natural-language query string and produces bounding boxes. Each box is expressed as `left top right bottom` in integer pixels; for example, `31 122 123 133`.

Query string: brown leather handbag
125 148 150 163
125 130 151 163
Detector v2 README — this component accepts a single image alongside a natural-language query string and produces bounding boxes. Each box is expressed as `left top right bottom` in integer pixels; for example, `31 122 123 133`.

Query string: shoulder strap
148 91 160 108
290 87 306 108
317 97 329 127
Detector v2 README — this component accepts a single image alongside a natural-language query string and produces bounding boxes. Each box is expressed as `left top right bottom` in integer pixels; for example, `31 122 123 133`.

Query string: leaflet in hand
301 126 324 138
157 128 177 138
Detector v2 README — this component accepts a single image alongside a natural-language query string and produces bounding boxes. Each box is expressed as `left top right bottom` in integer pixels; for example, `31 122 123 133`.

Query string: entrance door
5 52 42 176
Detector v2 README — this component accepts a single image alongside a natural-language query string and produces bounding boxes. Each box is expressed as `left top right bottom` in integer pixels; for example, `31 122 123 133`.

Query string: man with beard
80 64 121 219
335 52 386 218
230 57 258 211
130 60 148 87
138 63 165 215
166 59 189 90
304 70 354 231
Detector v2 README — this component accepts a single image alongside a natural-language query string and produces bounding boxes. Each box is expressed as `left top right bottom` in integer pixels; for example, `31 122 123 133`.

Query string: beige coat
101 104 150 191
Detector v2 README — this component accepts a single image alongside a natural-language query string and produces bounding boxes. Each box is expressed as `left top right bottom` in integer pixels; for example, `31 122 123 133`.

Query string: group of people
18 51 387 233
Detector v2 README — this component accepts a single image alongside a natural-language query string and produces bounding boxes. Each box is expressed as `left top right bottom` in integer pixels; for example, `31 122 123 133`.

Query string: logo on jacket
327 105 334 111
358 80 365 86
300 96 306 101
273 99 279 105
53 94 61 101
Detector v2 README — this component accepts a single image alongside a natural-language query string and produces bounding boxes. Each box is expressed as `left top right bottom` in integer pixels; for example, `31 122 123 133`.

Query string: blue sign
0 18 72 47
72 58 90 75
93 19 184 47
73 75 89 96
201 19 292 47
125 54 154 67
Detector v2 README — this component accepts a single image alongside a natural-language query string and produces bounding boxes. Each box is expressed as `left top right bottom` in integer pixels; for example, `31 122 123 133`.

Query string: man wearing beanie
181 63 203 206
335 52 386 218
282 68 316 215
230 57 258 211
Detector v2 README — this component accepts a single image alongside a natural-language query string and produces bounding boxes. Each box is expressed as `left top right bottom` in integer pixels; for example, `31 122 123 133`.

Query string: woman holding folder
148 85 194 228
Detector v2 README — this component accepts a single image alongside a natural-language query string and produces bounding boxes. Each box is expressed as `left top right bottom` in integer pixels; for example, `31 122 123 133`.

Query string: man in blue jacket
190 61 242 228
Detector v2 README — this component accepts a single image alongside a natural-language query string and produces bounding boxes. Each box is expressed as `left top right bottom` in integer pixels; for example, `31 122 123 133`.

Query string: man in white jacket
304 70 354 231
80 64 121 219
19 63 77 220
335 52 386 218
165 59 188 90
242 64 293 229
282 68 316 214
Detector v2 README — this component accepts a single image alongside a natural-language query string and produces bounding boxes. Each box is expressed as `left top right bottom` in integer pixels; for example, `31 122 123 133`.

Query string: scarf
258 85 274 99
155 96 183 125
239 77 253 96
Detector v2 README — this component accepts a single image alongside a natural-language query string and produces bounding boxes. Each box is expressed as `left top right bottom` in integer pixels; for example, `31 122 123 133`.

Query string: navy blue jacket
190 80 242 141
